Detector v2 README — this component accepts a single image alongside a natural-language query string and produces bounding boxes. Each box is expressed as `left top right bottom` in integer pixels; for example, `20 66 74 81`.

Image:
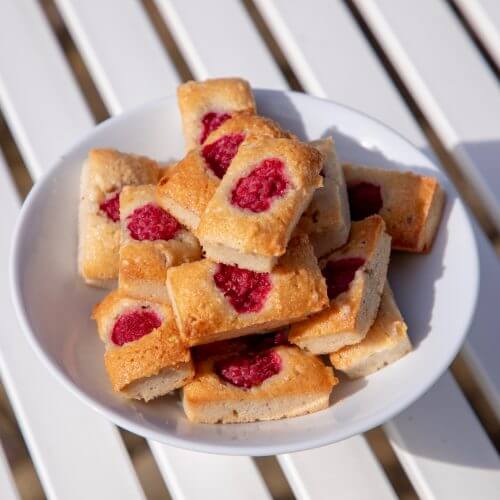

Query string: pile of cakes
79 78 445 423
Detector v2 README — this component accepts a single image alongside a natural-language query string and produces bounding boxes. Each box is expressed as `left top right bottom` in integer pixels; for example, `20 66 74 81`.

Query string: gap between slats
448 0 500 78
142 0 194 81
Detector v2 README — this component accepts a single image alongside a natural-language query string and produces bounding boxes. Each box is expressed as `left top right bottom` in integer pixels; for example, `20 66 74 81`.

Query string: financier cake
92 291 194 401
289 215 391 354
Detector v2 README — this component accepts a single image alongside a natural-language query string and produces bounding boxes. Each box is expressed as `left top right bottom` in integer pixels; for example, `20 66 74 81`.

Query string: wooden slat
54 0 180 114
0 436 20 500
155 0 288 89
150 444 271 500
0 2 147 499
386 372 500 500
54 2 276 497
254 1 500 496
454 0 500 69
354 0 500 232
0 0 93 177
278 436 396 500
148 2 399 497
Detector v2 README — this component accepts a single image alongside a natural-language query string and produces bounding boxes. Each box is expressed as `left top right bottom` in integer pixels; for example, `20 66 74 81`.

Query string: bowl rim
9 89 480 455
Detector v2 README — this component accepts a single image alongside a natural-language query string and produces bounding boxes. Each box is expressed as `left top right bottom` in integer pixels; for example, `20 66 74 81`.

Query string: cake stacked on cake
79 78 445 423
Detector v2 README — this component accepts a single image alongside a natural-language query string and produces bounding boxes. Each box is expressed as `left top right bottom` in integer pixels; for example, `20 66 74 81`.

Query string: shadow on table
453 140 500 207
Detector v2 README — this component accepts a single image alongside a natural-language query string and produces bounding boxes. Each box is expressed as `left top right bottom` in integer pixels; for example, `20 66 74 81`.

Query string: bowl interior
12 90 478 455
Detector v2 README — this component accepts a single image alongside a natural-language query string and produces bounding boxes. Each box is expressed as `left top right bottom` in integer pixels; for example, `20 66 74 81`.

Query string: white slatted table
0 1 498 499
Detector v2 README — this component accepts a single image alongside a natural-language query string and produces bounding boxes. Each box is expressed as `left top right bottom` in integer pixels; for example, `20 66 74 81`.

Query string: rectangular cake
196 137 324 272
167 236 328 346
78 149 161 288
330 283 412 378
118 185 201 302
177 78 256 151
289 215 391 354
183 342 337 424
92 291 194 401
343 163 445 252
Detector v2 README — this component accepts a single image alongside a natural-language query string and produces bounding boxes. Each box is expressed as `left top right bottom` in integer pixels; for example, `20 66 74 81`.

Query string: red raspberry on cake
177 78 256 151
230 157 289 212
79 149 161 288
196 137 324 272
199 111 232 144
183 343 337 424
156 113 293 231
213 264 272 313
330 283 412 378
167 236 328 347
297 138 351 257
343 163 445 252
119 185 200 303
289 215 391 354
92 291 194 401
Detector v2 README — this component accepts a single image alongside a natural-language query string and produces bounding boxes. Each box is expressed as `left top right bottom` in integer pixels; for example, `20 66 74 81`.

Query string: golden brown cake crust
119 185 201 302
205 112 295 144
183 346 337 423
196 138 323 257
343 163 445 252
167 236 328 346
156 114 293 231
177 78 256 150
157 150 219 229
78 149 161 284
92 291 193 392
330 284 411 375
289 215 391 353
104 327 192 393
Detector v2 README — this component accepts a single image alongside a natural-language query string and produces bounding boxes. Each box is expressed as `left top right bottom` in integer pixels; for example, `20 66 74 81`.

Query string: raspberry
214 264 271 313
99 192 120 222
202 133 245 178
199 112 232 144
347 182 383 221
215 349 282 389
322 258 366 300
231 158 289 213
111 309 161 346
126 203 181 241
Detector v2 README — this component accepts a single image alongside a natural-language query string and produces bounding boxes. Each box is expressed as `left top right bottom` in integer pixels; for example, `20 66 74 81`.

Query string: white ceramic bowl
11 90 479 455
